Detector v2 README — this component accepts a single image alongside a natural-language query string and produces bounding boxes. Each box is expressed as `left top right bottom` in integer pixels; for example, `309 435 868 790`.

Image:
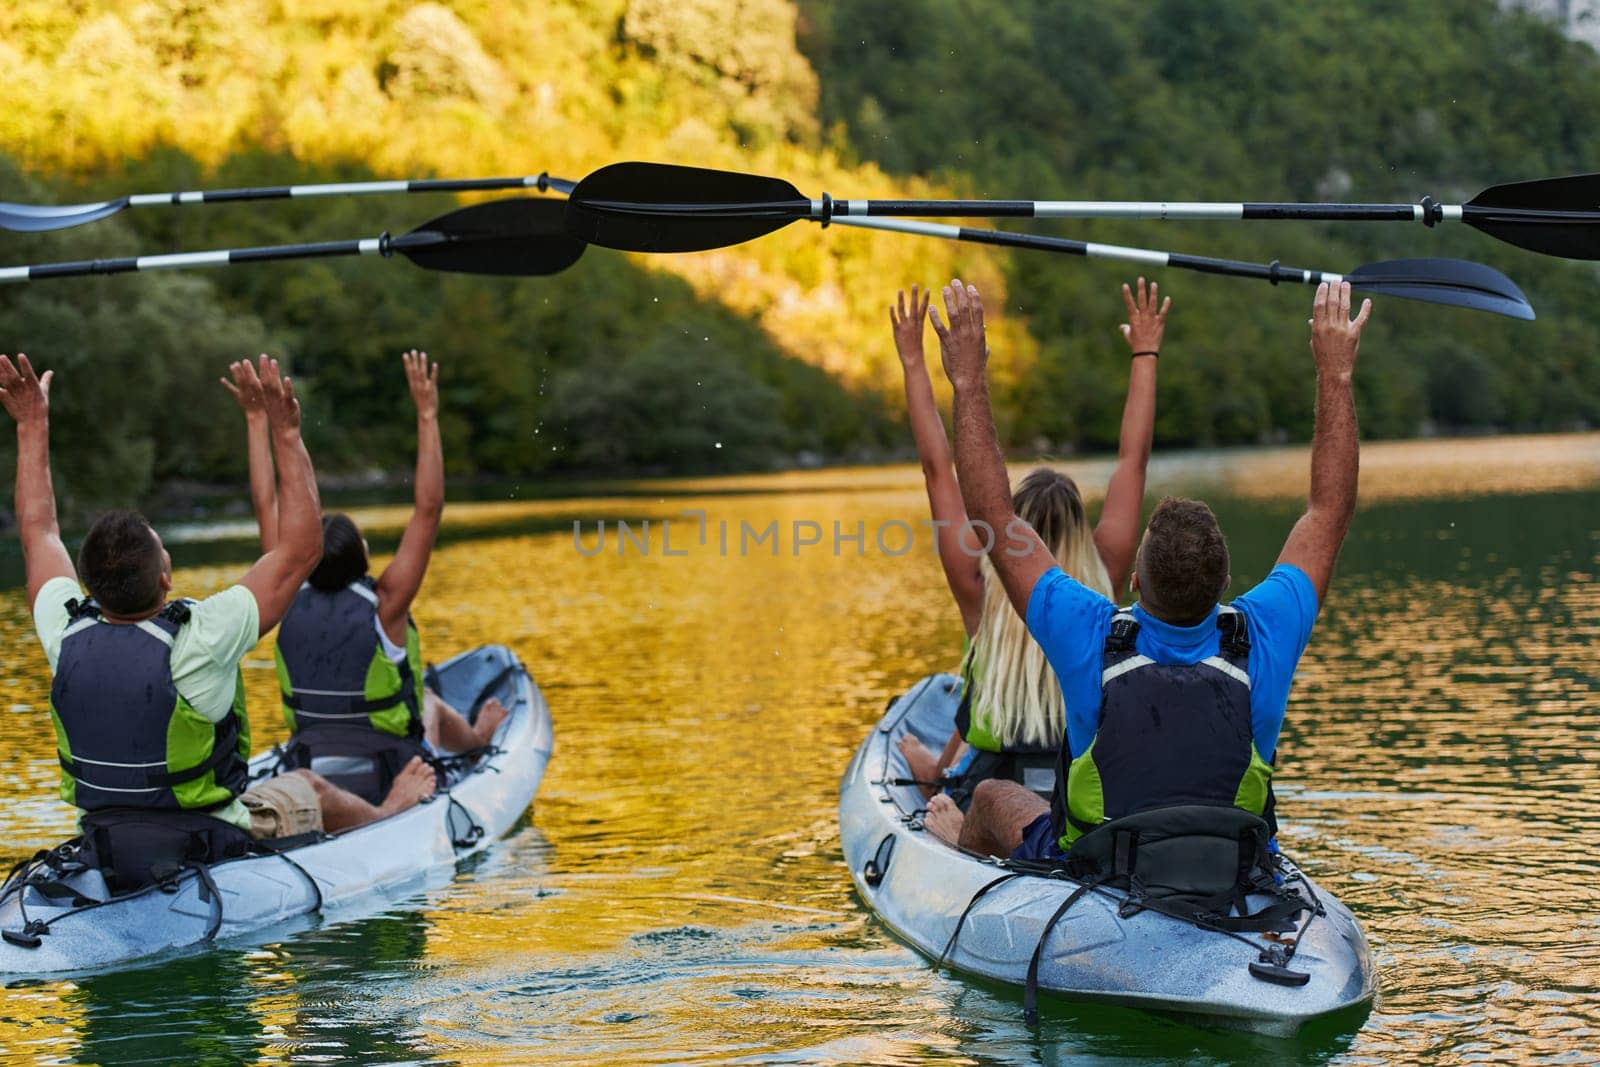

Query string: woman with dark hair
226 350 505 798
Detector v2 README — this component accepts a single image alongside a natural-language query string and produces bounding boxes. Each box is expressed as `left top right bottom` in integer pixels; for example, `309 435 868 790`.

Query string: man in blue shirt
921 278 1370 860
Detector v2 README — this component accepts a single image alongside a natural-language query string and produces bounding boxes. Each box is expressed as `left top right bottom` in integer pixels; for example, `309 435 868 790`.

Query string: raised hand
1120 277 1170 357
255 355 301 432
0 354 53 425
222 357 269 416
1309 281 1372 381
890 286 932 367
929 277 990 391
402 349 439 420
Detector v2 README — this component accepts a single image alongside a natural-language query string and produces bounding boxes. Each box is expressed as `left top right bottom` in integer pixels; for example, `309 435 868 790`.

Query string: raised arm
931 279 1057 619
0 354 75 608
236 357 323 635
1094 278 1167 593
376 350 443 644
223 358 279 552
893 285 984 634
1277 281 1369 605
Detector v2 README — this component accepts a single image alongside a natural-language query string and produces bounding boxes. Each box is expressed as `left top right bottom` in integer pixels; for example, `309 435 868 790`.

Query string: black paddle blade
400 198 585 276
565 161 808 253
1346 258 1533 320
1463 173 1600 260
0 198 129 233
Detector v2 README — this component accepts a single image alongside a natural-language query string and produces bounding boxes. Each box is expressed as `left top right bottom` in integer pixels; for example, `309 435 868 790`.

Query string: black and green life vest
1053 606 1275 849
274 578 424 740
49 598 251 813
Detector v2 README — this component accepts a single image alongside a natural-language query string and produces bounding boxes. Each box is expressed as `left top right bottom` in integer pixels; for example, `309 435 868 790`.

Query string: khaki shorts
240 772 324 839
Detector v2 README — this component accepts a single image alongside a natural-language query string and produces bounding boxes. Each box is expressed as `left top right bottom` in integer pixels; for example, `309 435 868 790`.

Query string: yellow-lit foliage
0 0 1035 403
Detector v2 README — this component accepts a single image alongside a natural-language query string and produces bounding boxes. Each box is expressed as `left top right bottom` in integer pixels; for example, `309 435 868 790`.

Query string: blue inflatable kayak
839 673 1375 1036
0 644 553 975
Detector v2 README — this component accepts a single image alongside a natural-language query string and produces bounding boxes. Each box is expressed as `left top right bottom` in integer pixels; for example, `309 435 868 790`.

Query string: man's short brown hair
1136 497 1230 626
77 510 165 616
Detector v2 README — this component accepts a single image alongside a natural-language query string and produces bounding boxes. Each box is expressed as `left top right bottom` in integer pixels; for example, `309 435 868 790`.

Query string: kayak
0 644 553 975
838 673 1376 1036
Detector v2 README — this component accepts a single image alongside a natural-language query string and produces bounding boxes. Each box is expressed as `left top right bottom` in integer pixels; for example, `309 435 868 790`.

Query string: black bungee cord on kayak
1022 872 1112 1026
0 825 336 949
934 871 1021 967
445 795 486 850
1 839 195 948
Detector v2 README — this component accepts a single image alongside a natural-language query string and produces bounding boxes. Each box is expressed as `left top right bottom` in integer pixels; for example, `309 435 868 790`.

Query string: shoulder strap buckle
1104 612 1140 656
64 597 101 622
1217 608 1250 658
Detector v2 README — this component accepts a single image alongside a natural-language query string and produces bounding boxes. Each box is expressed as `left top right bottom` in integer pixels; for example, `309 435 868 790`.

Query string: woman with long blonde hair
890 279 1167 845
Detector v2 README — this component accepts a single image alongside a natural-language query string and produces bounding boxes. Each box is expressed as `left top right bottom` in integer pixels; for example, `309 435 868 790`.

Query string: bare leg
424 689 509 753
923 793 965 846
959 779 1049 857
297 759 437 833
897 729 969 800
934 729 967 776
897 735 944 799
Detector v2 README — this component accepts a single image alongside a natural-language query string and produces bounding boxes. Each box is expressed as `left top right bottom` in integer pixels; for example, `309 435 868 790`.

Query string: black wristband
1131 349 1159 359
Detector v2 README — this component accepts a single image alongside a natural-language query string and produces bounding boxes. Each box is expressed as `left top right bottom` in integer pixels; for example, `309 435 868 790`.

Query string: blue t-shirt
1024 564 1320 763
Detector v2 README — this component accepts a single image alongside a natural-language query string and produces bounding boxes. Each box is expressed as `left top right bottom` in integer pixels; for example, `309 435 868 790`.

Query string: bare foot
897 735 943 799
923 793 965 848
472 698 510 746
378 756 437 818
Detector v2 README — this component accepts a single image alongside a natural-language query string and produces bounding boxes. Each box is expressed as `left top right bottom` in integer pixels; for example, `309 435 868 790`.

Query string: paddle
0 198 585 284
0 174 579 233
827 217 1535 319
564 161 1600 261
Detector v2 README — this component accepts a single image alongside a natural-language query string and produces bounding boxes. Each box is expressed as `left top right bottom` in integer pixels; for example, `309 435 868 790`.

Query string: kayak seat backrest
80 807 254 893
1067 804 1269 902
279 725 431 806
945 749 1057 812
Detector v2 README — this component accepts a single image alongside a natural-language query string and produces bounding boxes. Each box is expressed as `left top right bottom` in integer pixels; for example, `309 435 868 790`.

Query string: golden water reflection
0 432 1596 1064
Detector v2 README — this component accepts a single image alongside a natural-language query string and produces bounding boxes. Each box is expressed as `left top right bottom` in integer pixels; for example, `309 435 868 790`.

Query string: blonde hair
961 468 1113 750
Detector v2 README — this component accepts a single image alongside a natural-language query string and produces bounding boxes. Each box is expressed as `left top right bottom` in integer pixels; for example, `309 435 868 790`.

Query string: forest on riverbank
2 0 1598 516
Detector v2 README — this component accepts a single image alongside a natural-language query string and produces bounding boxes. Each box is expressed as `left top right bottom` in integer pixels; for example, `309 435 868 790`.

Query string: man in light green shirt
33 577 267 830
0 351 436 838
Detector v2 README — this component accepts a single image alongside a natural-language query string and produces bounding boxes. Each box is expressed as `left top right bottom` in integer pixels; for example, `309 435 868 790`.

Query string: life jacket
274 579 428 804
275 578 424 740
1052 606 1276 849
48 598 251 814
946 645 1057 811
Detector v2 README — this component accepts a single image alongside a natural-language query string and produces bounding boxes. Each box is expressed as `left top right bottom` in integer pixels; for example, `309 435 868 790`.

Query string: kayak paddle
827 216 1535 319
0 174 579 234
0 198 585 284
564 162 1600 261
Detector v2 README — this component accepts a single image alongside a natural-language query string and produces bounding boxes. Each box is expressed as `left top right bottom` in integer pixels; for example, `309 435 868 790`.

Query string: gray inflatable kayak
839 673 1375 1036
0 644 553 975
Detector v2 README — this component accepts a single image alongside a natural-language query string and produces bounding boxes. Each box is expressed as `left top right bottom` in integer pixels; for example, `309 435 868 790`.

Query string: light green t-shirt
33 576 260 830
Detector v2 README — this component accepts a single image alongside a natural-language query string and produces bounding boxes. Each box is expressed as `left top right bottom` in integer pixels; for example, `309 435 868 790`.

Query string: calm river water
0 433 1596 1065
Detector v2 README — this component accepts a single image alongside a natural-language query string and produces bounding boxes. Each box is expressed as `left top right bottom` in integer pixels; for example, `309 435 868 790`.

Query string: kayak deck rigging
839 673 1375 1036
